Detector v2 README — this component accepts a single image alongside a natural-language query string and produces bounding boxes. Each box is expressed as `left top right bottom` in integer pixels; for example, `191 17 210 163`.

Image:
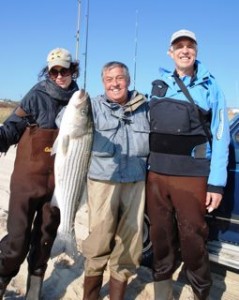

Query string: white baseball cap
170 29 197 45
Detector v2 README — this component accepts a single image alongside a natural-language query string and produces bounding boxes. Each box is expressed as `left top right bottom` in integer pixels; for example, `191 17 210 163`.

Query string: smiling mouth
111 89 121 93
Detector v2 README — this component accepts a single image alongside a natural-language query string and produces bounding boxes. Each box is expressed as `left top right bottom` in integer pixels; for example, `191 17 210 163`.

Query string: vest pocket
150 98 192 134
131 121 150 156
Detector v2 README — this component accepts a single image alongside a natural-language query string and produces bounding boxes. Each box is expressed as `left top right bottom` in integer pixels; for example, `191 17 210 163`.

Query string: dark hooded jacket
0 78 78 152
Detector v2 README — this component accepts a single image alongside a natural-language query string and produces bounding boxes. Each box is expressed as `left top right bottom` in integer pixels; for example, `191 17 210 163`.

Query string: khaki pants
83 179 145 282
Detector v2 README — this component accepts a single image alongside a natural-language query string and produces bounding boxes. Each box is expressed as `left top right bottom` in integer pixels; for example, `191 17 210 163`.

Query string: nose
56 72 63 78
182 45 190 52
111 78 119 85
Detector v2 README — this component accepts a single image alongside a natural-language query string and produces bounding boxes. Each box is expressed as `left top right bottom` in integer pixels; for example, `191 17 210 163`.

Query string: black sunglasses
49 68 72 78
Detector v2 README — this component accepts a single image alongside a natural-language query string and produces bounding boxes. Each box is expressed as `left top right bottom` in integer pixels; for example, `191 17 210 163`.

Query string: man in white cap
170 29 197 45
146 29 230 300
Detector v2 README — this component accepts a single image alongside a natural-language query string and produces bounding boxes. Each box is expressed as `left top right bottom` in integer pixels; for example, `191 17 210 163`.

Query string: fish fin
62 135 70 155
50 191 59 208
52 135 70 156
51 231 78 260
51 136 58 156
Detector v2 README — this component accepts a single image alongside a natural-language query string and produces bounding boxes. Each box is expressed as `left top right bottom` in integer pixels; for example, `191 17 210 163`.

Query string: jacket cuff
0 128 10 153
207 184 224 195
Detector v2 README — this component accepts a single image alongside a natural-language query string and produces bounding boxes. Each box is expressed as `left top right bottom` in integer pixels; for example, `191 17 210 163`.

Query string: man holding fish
82 61 150 299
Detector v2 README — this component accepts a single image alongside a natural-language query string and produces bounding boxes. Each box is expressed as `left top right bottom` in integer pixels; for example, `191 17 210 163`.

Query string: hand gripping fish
50 89 93 259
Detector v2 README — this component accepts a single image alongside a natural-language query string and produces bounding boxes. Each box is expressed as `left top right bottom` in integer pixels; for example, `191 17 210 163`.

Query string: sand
0 146 238 299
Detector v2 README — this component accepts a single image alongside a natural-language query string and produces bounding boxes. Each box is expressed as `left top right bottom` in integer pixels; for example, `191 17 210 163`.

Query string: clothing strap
15 106 29 117
15 107 37 127
124 94 146 112
173 74 212 148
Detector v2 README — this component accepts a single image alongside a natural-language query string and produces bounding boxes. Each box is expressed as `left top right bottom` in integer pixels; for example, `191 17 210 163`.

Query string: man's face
169 38 197 76
102 66 130 105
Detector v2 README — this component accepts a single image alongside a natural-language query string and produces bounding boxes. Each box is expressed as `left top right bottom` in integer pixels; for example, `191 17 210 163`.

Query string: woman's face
48 66 72 89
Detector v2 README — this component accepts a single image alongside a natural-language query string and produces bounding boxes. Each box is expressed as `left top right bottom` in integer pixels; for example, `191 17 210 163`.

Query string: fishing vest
148 79 212 177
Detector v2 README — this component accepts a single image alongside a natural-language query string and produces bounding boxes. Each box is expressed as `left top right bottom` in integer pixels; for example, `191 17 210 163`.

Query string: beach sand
0 146 238 299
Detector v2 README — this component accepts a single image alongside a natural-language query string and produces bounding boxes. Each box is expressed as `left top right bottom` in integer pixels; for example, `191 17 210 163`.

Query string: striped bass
50 89 93 259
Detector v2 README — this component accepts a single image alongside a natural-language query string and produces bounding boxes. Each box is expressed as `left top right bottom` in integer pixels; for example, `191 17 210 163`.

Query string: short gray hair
101 61 130 83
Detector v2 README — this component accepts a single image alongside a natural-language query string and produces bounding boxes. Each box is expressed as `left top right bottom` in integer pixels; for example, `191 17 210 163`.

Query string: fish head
67 89 93 137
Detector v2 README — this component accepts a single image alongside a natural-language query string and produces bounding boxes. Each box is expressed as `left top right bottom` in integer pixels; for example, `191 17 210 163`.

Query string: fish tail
51 231 78 259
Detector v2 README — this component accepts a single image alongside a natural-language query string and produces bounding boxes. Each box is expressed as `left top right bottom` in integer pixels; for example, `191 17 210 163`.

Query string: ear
128 78 131 87
167 48 173 59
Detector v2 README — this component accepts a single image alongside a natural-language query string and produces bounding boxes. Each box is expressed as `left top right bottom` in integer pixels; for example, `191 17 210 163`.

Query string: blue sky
1 0 239 108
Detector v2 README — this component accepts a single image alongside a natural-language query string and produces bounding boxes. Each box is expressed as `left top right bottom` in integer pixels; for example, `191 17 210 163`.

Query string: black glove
0 114 30 153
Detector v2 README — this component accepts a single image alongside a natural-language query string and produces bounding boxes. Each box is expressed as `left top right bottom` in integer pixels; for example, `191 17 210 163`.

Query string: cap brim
171 36 197 45
48 60 71 70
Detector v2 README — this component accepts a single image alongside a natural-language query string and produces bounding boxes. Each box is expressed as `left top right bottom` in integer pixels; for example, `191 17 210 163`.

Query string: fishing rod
83 0 90 90
75 0 81 61
75 0 89 89
133 10 139 90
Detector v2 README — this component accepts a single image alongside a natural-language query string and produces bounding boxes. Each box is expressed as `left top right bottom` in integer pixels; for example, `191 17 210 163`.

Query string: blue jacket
88 90 150 182
148 60 230 191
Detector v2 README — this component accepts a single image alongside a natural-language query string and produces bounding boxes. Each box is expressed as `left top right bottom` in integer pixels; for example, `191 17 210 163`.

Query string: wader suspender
174 75 212 148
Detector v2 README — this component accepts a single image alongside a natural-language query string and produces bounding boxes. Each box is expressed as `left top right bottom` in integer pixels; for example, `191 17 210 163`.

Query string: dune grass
0 105 17 123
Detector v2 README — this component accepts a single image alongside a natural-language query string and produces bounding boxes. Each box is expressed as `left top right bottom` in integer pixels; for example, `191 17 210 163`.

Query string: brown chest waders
0 127 60 278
